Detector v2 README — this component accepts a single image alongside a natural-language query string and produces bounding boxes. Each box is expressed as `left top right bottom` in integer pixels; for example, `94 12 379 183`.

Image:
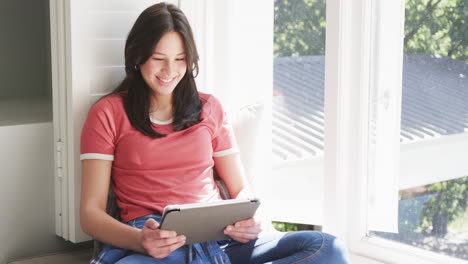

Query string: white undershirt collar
150 117 173 125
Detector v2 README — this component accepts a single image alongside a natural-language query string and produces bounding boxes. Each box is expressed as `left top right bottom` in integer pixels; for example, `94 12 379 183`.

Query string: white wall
0 123 86 264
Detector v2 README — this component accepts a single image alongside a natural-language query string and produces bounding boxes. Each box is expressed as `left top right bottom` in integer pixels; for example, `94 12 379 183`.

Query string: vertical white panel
67 0 93 243
225 1 273 215
323 0 373 239
178 0 208 93
51 0 176 243
367 0 404 232
50 0 70 240
180 0 232 97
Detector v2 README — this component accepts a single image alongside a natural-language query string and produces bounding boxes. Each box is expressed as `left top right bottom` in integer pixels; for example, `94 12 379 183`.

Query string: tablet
159 198 261 245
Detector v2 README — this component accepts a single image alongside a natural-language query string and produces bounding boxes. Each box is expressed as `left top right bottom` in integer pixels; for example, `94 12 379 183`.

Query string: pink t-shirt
80 92 238 222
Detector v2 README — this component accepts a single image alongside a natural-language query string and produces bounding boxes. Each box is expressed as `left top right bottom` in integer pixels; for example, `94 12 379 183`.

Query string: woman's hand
223 217 263 243
139 218 186 259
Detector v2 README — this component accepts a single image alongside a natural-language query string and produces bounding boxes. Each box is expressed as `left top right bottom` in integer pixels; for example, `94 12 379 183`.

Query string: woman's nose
163 61 174 75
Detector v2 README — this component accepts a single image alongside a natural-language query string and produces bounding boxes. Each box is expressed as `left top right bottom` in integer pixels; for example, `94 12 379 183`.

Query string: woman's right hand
139 218 186 258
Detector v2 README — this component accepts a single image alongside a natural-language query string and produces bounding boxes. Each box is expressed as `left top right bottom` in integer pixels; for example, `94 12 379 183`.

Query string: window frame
181 0 467 262
323 0 468 263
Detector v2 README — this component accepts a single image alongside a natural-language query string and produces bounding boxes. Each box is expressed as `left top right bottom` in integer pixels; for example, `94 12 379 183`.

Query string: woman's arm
80 159 185 258
80 159 143 252
214 153 264 243
213 153 250 199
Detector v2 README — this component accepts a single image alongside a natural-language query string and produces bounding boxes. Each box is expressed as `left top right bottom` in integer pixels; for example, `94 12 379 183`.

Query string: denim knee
291 231 326 253
322 233 350 264
292 231 349 264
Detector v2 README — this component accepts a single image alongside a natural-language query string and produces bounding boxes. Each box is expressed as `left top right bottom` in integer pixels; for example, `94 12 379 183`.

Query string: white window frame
323 0 468 263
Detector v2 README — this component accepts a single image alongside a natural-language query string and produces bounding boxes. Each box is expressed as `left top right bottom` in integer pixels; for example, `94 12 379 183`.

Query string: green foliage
420 176 468 236
272 221 315 232
274 0 326 57
404 0 468 61
449 208 468 232
274 0 468 61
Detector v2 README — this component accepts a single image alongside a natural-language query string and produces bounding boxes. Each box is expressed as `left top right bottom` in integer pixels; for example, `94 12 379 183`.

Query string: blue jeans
93 214 349 264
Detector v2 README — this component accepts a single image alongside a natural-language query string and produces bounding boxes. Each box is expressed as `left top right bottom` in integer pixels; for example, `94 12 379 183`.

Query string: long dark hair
113 2 202 138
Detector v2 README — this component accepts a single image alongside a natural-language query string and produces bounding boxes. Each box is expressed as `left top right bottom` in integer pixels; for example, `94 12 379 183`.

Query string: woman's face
140 31 187 97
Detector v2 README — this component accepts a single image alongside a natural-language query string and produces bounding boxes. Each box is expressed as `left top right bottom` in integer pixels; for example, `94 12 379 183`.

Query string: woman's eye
153 58 164 61
176 58 185 61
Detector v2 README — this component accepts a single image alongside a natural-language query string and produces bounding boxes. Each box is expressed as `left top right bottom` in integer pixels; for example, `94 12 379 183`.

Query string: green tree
274 0 468 61
404 0 468 61
420 176 468 237
274 0 326 57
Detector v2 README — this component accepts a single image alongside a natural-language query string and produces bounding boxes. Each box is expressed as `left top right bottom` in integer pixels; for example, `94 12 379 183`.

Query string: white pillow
229 103 265 185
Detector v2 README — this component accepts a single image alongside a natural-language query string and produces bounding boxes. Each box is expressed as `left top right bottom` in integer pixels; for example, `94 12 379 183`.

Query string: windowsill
349 253 385 264
349 236 468 264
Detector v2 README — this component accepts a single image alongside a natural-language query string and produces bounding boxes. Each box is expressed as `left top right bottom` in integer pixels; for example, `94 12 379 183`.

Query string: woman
80 2 349 263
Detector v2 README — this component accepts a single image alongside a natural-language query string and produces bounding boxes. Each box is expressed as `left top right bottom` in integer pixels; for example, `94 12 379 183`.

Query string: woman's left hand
224 217 263 243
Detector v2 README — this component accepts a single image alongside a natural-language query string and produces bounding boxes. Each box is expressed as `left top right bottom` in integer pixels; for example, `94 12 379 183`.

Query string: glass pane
371 176 468 260
269 0 326 225
370 0 468 260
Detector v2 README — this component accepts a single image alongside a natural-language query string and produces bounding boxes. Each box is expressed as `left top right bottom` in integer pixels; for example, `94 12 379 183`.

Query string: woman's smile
156 76 177 86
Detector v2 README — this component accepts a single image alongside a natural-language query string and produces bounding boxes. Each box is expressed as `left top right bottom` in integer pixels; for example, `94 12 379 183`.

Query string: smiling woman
79 2 349 264
111 2 202 138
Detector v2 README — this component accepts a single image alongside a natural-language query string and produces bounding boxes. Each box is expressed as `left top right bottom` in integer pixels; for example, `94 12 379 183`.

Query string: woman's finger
143 218 160 230
224 226 259 243
233 217 261 228
226 232 258 243
226 230 259 240
147 239 186 259
142 229 180 245
228 225 262 234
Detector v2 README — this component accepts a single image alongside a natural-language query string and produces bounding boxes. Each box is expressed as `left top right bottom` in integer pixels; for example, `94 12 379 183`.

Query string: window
270 0 326 226
370 0 468 260
321 0 468 263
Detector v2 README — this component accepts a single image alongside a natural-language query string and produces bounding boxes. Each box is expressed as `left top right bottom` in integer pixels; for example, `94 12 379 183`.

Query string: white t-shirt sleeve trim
213 148 239 157
80 153 114 161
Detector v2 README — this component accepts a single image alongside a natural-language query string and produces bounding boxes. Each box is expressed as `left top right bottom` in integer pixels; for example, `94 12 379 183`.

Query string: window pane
268 0 326 225
370 0 468 260
371 176 468 259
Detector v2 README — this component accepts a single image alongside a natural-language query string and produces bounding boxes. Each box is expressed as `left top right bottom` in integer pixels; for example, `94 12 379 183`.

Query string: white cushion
229 103 265 185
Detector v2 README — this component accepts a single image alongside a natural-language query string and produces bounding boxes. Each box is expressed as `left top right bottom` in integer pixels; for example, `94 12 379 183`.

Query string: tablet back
160 199 260 245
